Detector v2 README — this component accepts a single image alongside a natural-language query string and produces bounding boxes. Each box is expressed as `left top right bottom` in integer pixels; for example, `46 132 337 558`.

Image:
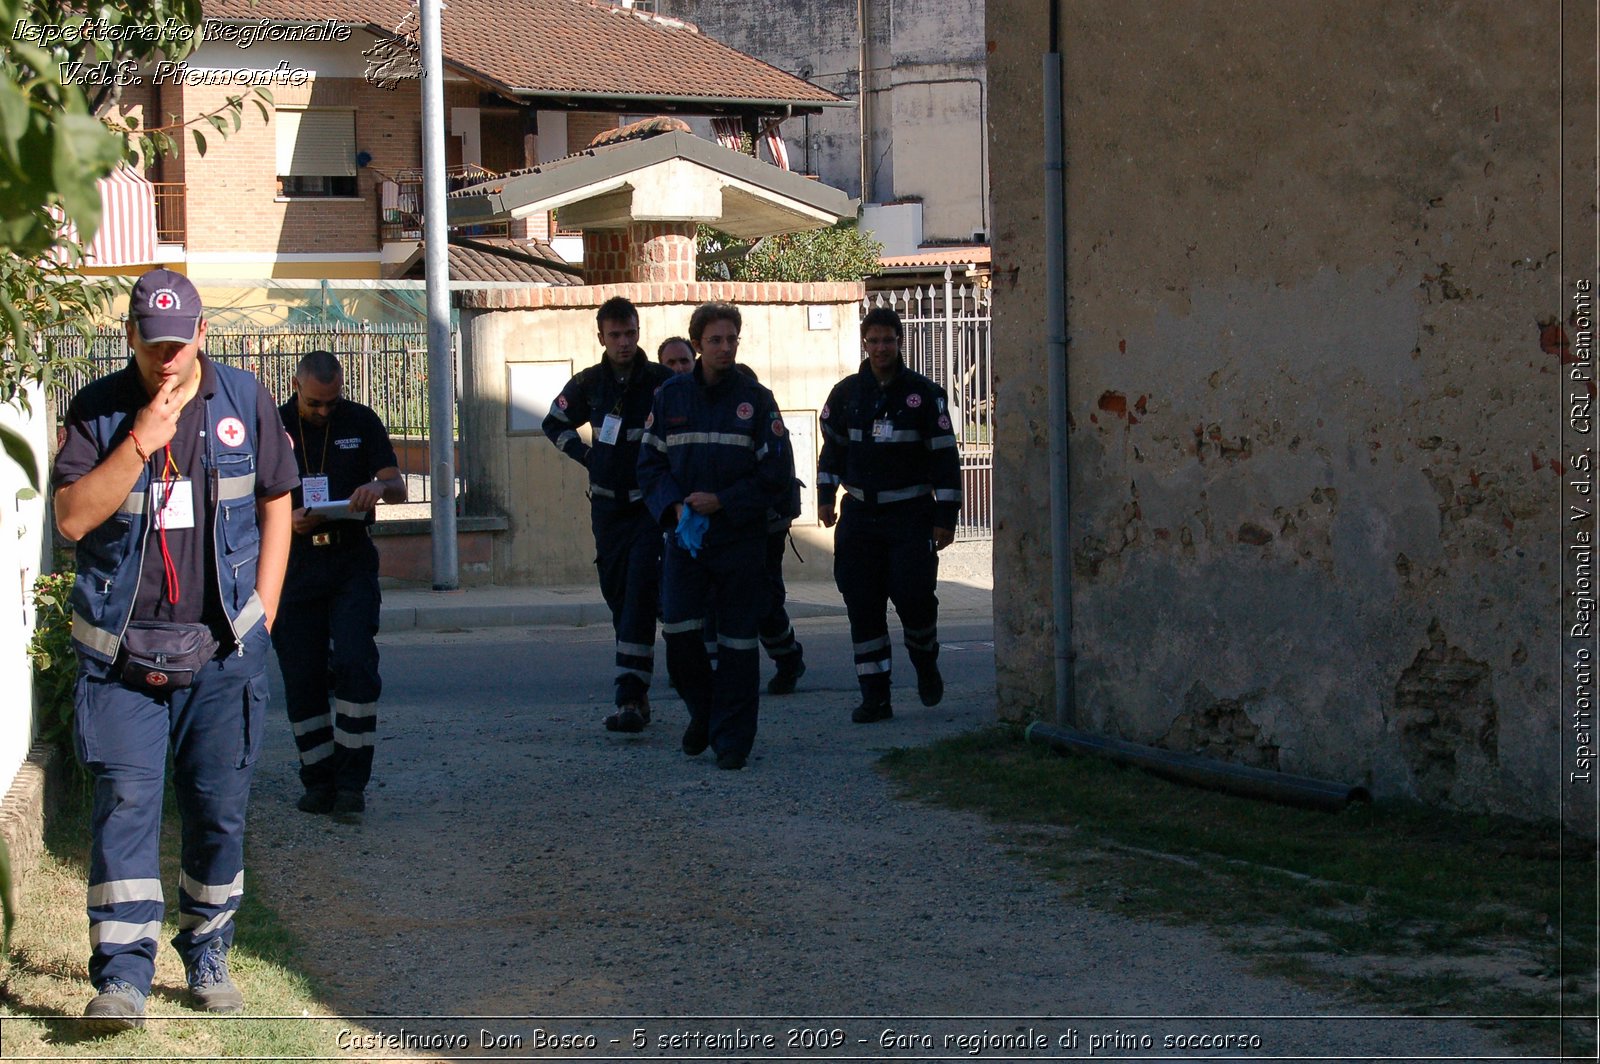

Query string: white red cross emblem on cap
216 417 246 447
151 289 180 311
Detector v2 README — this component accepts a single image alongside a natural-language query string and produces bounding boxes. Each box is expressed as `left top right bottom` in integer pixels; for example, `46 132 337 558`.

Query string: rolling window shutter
277 110 356 176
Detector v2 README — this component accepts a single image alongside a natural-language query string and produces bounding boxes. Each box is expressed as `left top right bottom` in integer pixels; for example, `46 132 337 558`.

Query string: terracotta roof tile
203 0 842 107
878 246 993 269
400 237 583 285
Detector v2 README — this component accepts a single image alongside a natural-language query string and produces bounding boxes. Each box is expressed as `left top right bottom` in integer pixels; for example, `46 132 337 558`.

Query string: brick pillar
582 229 631 285
507 212 551 242
628 221 697 284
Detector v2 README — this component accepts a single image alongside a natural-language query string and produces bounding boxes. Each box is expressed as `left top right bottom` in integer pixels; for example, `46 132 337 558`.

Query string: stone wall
458 282 864 584
985 0 1595 824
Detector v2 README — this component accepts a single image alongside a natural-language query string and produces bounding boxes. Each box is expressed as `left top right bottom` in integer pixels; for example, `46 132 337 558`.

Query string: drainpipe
1044 2 1074 725
419 0 459 589
857 0 871 202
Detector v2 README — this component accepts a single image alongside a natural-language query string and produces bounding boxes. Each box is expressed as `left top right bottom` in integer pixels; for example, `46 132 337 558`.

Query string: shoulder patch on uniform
820 403 830 420
938 414 952 430
645 411 654 429
905 393 923 409
557 394 569 410
771 417 785 437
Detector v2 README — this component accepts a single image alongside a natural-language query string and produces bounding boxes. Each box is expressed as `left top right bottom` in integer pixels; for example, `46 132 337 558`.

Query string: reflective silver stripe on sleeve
847 428 865 442
119 491 147 516
216 471 255 501
927 435 958 450
716 634 760 651
817 472 840 485
88 877 164 908
754 444 769 460
547 406 572 424
626 427 644 441
821 424 849 444
89 919 164 947
591 484 616 498
641 432 667 453
556 429 580 448
72 611 121 658
628 488 643 502
933 488 964 502
180 870 244 906
662 618 706 634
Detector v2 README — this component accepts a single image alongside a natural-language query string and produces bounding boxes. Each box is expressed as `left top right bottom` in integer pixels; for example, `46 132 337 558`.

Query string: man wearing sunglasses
273 350 406 819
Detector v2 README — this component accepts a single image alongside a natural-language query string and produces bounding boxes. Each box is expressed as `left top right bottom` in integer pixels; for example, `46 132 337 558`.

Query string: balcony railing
150 181 185 245
377 165 507 243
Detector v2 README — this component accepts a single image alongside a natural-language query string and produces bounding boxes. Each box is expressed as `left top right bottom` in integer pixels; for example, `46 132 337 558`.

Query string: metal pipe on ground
1023 721 1371 813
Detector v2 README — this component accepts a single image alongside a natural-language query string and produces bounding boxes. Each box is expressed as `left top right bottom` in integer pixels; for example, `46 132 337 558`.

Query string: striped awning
48 167 159 268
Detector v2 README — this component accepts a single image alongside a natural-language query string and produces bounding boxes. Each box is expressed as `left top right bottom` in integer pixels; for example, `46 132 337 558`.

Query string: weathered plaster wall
458 282 863 585
655 0 988 243
987 0 1587 822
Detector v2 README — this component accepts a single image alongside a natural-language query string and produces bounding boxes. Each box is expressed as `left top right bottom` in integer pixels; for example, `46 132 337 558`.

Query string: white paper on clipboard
304 499 364 521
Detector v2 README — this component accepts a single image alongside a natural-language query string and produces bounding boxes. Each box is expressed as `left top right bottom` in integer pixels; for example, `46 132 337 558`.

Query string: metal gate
44 323 457 506
862 274 993 540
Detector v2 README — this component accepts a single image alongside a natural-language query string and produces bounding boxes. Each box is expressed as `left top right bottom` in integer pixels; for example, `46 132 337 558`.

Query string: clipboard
304 499 364 521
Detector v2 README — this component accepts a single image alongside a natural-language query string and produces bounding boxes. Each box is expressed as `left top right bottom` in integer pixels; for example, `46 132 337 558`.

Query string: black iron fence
44 323 456 503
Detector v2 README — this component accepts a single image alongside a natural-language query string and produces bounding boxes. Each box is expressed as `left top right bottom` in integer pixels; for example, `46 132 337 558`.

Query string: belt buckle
312 531 332 547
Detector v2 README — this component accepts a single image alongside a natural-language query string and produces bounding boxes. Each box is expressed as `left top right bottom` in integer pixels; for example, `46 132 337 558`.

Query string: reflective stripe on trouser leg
595 504 661 704
662 539 713 723
168 635 265 968
706 536 767 758
79 669 169 992
328 547 382 791
272 594 336 791
758 529 800 663
834 509 892 698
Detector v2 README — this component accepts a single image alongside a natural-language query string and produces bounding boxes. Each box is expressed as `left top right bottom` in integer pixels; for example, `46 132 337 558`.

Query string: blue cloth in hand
676 506 709 556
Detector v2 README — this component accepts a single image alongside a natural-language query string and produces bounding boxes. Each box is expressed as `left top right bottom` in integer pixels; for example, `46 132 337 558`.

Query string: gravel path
244 606 1515 1062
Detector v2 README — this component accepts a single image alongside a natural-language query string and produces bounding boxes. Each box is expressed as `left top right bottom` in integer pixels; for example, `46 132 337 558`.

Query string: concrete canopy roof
447 131 856 240
202 0 846 116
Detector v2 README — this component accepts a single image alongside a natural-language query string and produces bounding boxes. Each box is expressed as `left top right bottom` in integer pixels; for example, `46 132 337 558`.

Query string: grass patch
0 776 366 1059
882 725 1598 1058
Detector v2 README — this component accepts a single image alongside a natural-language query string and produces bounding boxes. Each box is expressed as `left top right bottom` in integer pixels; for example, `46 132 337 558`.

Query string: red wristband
128 429 150 462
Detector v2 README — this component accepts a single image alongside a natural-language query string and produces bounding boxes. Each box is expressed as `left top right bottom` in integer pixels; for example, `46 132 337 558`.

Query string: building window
276 109 358 198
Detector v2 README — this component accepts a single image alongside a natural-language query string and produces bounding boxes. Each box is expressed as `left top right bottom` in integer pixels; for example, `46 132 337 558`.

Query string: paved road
244 600 1516 1062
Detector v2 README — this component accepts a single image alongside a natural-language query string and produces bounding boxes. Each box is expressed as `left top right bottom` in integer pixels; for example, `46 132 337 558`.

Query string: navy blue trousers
272 537 381 794
592 502 661 705
75 623 270 993
832 496 941 699
661 535 765 758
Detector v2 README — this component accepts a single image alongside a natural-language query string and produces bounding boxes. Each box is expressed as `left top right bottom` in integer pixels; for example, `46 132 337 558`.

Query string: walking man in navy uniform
638 302 794 769
544 296 672 732
818 306 962 722
272 350 406 817
52 269 298 1030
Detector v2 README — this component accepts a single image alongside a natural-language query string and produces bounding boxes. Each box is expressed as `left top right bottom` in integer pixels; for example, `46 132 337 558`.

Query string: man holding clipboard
273 350 406 817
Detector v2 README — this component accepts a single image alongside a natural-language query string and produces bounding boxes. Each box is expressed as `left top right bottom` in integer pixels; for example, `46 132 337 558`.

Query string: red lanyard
158 446 181 604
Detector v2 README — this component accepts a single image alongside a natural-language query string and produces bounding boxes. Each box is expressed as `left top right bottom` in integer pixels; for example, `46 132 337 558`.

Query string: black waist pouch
119 622 219 692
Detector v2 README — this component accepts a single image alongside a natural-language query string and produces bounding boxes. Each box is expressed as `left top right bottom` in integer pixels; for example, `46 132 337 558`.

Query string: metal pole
1045 37 1074 725
419 0 458 589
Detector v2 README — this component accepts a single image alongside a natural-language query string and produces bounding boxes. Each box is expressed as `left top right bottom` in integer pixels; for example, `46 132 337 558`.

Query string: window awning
48 167 159 268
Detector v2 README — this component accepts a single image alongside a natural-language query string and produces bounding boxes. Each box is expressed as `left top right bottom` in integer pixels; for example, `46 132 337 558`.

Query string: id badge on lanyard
302 474 331 505
597 413 623 446
872 418 895 442
152 478 197 529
